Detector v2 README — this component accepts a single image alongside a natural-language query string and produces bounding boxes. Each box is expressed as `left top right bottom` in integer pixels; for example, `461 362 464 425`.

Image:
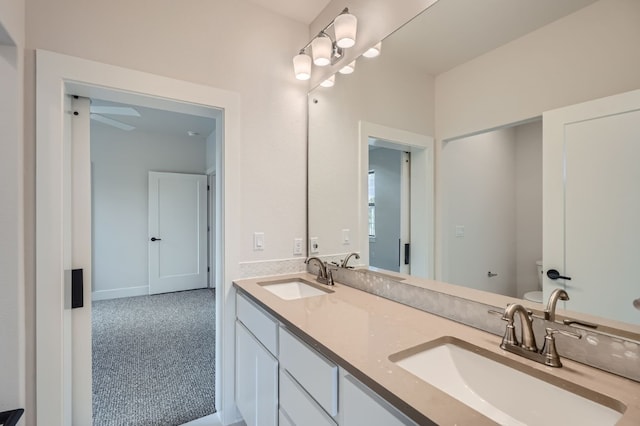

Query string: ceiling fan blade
90 106 141 117
90 113 136 131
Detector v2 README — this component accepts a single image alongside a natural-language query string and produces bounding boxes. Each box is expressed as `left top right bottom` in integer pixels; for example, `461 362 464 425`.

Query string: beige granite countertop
234 272 640 425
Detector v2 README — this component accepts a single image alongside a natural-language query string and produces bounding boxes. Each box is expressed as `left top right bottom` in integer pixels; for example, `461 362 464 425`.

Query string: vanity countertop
233 272 640 425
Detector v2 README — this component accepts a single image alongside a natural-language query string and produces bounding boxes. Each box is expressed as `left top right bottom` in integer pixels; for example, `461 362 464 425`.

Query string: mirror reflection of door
544 90 640 324
368 143 411 273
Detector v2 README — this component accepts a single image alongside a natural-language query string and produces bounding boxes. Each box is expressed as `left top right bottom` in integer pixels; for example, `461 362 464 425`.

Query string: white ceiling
246 0 330 24
384 0 598 75
90 99 217 139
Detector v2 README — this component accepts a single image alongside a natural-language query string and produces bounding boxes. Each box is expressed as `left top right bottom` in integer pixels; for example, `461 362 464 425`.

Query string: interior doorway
35 50 240 426
368 145 411 274
83 96 219 424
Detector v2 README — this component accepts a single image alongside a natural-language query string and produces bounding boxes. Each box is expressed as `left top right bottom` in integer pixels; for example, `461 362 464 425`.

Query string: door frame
359 121 435 279
36 50 242 425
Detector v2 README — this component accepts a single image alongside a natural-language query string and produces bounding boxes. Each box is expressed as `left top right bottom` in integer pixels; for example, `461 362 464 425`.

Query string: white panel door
148 172 207 294
543 89 640 324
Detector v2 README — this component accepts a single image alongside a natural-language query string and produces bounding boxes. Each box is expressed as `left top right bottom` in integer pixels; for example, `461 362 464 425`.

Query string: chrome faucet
544 288 569 321
341 252 360 268
305 257 334 285
489 302 581 367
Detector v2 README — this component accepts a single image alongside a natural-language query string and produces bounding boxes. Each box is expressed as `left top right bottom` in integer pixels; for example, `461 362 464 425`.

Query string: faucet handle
545 327 581 340
541 327 581 367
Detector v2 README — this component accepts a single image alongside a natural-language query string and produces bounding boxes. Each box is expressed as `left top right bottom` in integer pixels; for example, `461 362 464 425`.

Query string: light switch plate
254 232 265 250
293 238 303 255
342 229 350 245
455 225 465 238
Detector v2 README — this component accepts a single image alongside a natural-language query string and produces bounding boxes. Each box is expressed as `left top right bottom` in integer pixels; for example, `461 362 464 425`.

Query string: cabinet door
543 89 640 324
236 321 278 426
341 374 415 426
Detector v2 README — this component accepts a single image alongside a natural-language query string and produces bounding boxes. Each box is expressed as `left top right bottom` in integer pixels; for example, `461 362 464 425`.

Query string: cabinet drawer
280 369 337 426
236 292 278 355
279 326 338 416
341 374 415 426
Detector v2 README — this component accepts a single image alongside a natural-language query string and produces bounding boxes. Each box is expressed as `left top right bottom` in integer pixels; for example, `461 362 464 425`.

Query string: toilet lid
524 290 543 303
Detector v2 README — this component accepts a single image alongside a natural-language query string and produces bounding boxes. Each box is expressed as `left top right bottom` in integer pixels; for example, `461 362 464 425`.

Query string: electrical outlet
455 225 465 238
310 237 319 254
293 238 303 255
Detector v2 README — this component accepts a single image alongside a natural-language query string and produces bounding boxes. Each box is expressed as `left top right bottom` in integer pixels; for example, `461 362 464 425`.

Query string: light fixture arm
292 7 358 82
297 8 350 54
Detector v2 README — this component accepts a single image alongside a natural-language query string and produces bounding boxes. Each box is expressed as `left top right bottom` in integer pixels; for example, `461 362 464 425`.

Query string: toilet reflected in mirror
523 261 543 303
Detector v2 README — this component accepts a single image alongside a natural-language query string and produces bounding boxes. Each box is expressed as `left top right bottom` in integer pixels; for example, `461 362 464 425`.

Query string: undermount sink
258 278 334 301
389 337 624 426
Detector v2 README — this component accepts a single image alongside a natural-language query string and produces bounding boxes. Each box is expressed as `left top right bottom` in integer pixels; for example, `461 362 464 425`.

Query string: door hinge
208 267 210 272
207 185 210 191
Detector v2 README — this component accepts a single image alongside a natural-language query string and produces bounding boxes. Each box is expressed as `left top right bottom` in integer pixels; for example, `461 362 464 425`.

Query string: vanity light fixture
334 12 358 48
293 51 312 80
320 74 336 88
363 41 382 58
293 8 357 81
311 33 333 66
339 60 356 74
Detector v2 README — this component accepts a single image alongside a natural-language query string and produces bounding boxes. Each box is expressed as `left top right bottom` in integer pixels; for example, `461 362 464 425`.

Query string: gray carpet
92 289 216 426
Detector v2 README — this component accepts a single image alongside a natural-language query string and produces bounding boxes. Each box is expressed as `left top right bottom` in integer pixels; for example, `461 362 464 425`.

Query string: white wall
23 3 308 423
25 0 309 264
0 0 25 419
515 121 543 297
435 0 640 141
442 122 543 297
91 124 207 299
308 47 434 256
0 0 24 45
369 147 401 272
441 127 517 296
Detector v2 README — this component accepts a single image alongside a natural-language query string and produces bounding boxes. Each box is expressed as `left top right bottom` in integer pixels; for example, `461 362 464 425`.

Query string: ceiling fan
90 105 140 131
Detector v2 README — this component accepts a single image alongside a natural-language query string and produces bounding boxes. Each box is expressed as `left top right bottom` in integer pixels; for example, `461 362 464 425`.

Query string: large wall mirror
308 0 640 329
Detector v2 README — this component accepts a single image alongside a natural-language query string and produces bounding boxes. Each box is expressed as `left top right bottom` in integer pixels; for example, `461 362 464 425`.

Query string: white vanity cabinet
235 293 278 426
340 373 416 426
234 289 418 426
279 326 338 425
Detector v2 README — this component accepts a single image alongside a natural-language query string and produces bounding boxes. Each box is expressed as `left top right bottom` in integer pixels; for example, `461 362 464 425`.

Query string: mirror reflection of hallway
368 142 411 274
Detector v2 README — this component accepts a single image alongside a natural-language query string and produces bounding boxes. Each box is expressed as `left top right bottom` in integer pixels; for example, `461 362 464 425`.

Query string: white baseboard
92 285 149 301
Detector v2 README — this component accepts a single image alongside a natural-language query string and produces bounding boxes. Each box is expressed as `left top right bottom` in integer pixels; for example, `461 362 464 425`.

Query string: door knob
150 237 162 242
546 269 571 280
